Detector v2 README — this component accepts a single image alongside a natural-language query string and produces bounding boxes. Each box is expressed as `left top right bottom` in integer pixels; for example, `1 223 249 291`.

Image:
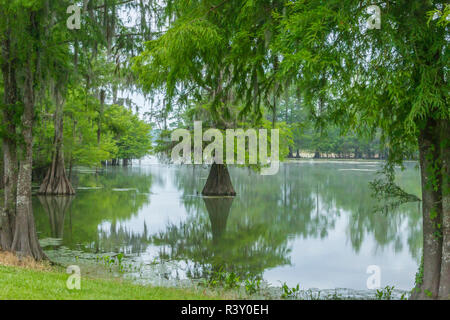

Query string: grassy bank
0 265 227 300
0 251 225 300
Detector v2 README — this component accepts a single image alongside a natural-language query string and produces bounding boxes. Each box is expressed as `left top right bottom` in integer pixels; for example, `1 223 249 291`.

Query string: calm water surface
34 160 422 291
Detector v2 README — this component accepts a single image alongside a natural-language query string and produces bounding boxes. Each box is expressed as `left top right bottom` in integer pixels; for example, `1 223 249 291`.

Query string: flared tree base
38 164 75 196
202 163 236 197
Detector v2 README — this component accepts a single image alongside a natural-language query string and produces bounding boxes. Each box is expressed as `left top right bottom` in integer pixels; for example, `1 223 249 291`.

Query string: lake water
34 160 422 292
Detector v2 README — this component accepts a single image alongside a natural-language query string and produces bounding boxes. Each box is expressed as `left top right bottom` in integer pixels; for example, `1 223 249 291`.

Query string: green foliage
244 277 262 296
98 253 127 273
375 286 395 300
104 104 153 161
413 256 424 292
276 0 448 165
204 268 241 290
133 0 444 166
1 1 154 174
201 268 261 295
133 0 289 136
428 3 450 27
133 18 225 98
62 88 151 168
280 282 300 299
62 88 117 167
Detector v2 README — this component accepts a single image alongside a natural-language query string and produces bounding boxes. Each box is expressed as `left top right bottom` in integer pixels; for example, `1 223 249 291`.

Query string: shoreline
0 249 410 301
0 261 410 300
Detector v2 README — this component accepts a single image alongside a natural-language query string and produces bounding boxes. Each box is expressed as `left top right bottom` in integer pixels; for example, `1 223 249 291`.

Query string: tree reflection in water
37 195 74 245
152 196 291 281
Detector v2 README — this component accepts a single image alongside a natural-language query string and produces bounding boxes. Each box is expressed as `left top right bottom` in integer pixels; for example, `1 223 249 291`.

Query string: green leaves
133 13 225 98
104 104 152 161
277 0 448 165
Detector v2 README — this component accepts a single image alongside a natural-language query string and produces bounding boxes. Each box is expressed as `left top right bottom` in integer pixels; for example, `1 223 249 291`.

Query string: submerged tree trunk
202 163 236 196
38 88 75 195
11 62 45 260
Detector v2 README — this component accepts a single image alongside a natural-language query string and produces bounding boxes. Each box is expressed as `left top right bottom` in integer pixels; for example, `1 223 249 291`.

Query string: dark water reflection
34 160 422 290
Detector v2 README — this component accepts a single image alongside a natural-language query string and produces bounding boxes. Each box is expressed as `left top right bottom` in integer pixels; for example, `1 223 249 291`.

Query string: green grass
0 265 224 300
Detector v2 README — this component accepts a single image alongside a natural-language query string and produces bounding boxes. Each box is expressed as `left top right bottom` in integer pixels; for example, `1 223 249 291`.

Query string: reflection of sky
98 165 191 235
263 210 417 290
93 160 421 290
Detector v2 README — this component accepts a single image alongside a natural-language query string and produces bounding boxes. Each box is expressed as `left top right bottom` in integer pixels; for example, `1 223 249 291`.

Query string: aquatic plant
280 282 300 299
375 286 395 300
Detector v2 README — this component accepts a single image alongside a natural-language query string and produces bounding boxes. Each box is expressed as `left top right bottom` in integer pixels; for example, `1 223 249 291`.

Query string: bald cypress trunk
11 61 45 260
38 88 75 196
411 117 446 300
0 108 17 252
0 28 18 251
202 163 236 197
0 150 3 190
438 119 450 300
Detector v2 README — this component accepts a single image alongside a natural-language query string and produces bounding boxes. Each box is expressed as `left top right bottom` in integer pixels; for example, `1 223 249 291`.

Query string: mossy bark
0 27 18 251
411 118 449 300
438 119 450 300
11 62 45 260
